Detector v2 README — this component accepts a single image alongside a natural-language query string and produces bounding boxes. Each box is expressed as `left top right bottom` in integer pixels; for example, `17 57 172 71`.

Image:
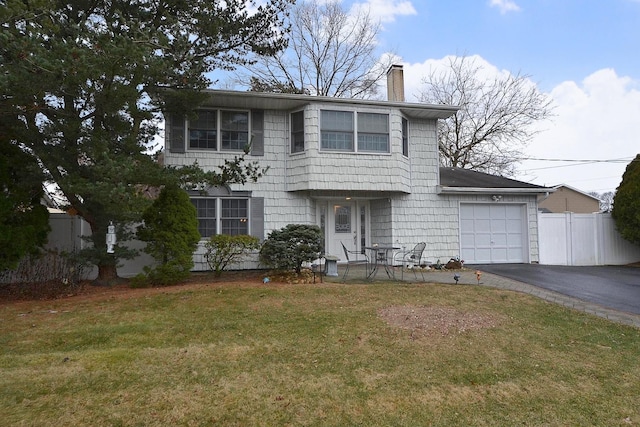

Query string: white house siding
286 104 412 193
387 118 458 263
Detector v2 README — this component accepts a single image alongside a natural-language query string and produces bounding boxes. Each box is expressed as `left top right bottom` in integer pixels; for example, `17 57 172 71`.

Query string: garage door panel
460 203 527 264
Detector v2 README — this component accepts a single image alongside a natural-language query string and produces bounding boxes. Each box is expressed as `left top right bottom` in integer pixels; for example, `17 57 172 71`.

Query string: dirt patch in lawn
378 305 503 339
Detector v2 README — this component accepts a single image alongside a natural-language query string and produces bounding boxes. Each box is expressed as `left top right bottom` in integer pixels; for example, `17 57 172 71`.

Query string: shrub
136 185 201 286
205 234 261 277
259 224 323 273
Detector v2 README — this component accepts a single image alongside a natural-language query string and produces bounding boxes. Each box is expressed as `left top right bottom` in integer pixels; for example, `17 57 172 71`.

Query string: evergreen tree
612 155 640 245
0 0 291 282
0 142 50 271
137 185 201 285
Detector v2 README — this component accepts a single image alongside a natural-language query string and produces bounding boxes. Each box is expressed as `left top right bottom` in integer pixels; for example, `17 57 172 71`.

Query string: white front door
324 200 368 260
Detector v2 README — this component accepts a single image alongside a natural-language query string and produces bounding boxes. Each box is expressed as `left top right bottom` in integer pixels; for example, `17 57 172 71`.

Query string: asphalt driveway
470 264 640 315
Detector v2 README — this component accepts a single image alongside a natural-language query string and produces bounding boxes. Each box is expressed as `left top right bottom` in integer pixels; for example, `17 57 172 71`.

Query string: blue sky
357 0 640 194
216 0 640 194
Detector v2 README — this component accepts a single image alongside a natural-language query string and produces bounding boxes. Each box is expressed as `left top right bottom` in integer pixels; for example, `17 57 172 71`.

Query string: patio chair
394 242 426 281
341 243 369 282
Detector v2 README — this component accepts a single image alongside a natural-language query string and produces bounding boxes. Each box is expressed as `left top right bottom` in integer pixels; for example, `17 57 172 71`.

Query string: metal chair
341 243 369 282
394 242 426 281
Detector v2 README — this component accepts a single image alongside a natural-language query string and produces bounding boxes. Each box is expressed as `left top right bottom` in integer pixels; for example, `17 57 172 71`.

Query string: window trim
319 109 390 154
186 108 250 152
192 196 250 238
291 110 305 153
401 117 409 157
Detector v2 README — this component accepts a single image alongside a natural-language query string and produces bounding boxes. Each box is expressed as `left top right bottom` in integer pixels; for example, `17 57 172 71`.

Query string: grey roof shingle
439 167 547 189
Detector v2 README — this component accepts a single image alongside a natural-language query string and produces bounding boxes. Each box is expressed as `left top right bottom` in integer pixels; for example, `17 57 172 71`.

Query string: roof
438 167 551 194
198 89 459 120
547 184 601 201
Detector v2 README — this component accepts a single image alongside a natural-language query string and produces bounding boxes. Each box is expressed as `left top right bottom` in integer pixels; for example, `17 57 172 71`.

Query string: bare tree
239 0 393 98
589 191 615 213
419 56 553 176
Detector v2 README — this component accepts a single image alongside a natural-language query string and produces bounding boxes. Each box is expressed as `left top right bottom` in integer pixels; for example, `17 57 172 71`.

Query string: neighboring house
163 66 550 267
538 184 600 213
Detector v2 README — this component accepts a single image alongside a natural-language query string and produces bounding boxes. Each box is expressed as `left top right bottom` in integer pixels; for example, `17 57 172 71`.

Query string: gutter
437 186 554 195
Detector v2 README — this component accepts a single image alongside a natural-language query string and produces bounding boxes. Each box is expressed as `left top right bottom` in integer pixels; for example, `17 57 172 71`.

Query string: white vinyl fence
45 212 155 278
538 212 640 266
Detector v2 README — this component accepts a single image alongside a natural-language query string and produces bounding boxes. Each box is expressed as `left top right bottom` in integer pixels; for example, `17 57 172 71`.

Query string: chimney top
387 64 405 102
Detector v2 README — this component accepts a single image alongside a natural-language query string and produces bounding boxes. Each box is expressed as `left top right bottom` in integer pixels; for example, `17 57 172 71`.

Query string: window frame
319 109 391 154
357 112 390 153
401 117 409 157
192 197 250 238
320 110 354 152
186 109 250 152
291 110 305 153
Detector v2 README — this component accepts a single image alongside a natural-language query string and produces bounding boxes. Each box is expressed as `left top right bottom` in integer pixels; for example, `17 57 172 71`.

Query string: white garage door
460 204 527 264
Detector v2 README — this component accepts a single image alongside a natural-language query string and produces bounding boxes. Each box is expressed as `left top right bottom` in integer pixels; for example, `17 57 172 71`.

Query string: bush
136 185 201 286
205 234 261 277
0 250 90 299
259 224 323 273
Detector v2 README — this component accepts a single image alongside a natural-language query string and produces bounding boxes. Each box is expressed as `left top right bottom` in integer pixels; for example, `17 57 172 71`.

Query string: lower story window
222 199 249 235
192 198 216 238
192 197 249 237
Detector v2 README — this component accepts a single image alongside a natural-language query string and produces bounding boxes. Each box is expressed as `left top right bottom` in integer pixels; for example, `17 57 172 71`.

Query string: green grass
1 279 639 426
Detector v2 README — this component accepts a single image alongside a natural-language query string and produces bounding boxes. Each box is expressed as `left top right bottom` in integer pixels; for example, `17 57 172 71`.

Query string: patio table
365 246 400 280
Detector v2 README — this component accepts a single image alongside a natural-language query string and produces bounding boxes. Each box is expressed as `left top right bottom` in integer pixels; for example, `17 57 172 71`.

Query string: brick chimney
387 64 405 102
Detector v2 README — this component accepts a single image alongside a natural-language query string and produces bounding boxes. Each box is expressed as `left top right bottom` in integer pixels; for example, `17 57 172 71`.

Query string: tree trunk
95 263 119 286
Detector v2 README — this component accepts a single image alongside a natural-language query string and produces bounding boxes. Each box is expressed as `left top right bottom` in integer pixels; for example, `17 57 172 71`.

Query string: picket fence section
538 212 640 266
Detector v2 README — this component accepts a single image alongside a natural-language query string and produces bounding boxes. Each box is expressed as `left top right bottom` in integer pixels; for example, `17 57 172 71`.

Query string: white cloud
385 55 639 192
522 69 640 191
489 0 521 14
350 0 417 23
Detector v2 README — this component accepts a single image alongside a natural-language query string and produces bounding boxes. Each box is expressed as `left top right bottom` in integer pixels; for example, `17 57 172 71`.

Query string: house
163 66 550 268
538 184 600 213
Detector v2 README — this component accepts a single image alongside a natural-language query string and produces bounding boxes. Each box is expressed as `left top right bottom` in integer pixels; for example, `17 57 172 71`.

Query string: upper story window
187 109 249 152
320 110 389 153
291 111 305 153
189 110 217 150
321 110 354 151
221 111 249 150
358 112 389 153
401 117 409 157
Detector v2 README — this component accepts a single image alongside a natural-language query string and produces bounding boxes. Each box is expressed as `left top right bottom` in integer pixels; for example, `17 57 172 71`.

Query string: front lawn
1 276 639 426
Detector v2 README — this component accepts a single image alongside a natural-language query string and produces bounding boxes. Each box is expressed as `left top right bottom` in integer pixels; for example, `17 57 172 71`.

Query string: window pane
191 198 216 238
357 113 389 152
221 199 248 235
321 110 353 131
189 110 217 150
321 110 354 151
358 133 389 152
358 113 388 133
334 205 351 233
322 131 354 150
291 111 305 153
402 117 409 157
221 111 249 150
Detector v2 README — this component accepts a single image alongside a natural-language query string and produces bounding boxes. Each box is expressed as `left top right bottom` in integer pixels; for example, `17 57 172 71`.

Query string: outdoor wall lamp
491 195 503 202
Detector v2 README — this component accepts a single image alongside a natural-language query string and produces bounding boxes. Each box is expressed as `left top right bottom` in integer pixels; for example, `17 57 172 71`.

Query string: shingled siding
286 104 412 193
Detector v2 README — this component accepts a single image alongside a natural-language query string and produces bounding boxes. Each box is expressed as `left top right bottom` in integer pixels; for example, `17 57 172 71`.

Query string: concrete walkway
333 266 640 329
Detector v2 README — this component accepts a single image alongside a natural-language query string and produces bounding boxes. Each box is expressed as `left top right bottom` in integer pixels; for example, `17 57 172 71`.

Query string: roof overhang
199 89 459 119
